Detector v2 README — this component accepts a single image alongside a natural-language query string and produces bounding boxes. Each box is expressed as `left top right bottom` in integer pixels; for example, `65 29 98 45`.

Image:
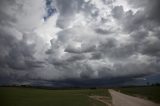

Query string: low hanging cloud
0 0 160 86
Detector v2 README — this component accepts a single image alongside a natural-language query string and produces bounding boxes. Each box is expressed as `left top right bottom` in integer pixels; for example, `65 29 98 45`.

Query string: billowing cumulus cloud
0 0 160 86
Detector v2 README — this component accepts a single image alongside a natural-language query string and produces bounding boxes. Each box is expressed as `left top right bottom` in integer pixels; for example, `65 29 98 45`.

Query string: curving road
109 89 160 106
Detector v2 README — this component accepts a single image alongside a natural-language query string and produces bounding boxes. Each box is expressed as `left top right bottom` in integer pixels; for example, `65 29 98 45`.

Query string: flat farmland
0 87 110 106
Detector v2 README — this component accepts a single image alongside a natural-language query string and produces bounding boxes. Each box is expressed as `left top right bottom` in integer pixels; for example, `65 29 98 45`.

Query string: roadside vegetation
115 86 160 103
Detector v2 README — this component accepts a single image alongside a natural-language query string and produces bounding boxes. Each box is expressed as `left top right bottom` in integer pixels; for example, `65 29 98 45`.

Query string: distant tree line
150 83 160 86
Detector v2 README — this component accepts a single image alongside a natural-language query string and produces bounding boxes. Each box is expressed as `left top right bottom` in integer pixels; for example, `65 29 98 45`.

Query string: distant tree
155 83 160 86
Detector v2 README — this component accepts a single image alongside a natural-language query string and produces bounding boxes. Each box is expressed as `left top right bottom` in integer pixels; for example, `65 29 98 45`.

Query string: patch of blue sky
43 0 56 21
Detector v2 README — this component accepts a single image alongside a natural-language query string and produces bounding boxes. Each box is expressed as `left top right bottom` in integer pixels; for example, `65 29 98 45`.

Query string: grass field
115 86 160 103
0 87 110 106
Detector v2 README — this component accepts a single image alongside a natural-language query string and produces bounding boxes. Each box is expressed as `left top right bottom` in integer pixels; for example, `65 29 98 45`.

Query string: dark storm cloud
78 62 98 79
55 0 84 28
140 37 160 57
112 0 159 33
90 52 102 60
112 6 146 33
95 38 136 59
45 74 150 87
53 0 160 83
0 1 17 26
0 29 44 70
65 43 96 53
49 54 86 66
1 0 160 87
127 0 160 24
0 0 47 86
95 28 112 35
112 6 124 19
112 0 160 58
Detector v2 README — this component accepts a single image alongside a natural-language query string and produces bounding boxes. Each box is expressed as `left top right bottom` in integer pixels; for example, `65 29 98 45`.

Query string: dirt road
109 89 160 106
90 96 112 106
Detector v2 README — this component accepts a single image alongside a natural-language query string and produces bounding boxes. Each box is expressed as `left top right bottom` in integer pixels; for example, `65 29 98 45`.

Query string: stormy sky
0 0 160 87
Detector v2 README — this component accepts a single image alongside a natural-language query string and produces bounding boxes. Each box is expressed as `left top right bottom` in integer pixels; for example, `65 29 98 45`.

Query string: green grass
0 87 109 106
115 86 160 103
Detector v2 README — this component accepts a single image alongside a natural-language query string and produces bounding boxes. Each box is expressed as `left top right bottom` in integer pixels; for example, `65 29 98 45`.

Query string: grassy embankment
115 86 160 103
